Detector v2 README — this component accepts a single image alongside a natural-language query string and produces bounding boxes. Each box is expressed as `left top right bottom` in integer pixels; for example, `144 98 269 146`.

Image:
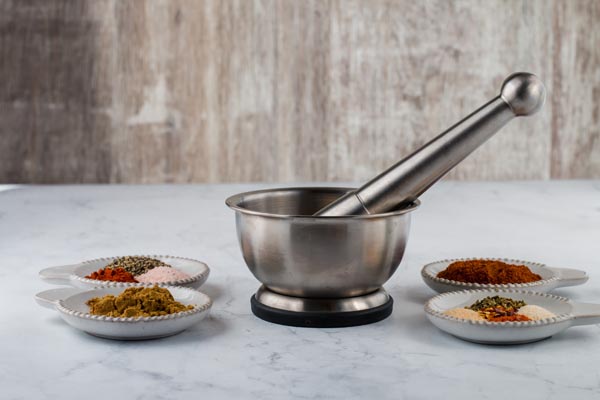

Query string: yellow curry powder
87 286 194 318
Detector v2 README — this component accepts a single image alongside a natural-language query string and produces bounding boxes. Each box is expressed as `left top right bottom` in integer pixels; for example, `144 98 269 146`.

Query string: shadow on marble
388 285 433 305
549 288 590 302
161 315 229 345
199 283 223 301
419 322 597 349
388 311 437 342
549 328 599 344
43 315 70 326
43 314 229 345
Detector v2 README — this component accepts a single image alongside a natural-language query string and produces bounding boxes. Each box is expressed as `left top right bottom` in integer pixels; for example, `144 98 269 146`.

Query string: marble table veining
1 181 600 400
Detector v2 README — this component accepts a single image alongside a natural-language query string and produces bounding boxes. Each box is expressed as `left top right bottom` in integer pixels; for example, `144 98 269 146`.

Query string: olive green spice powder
87 286 194 318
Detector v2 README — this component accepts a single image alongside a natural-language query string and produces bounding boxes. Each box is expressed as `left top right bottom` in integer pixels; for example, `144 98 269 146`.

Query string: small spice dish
425 289 600 344
35 286 212 340
39 255 210 289
421 258 588 294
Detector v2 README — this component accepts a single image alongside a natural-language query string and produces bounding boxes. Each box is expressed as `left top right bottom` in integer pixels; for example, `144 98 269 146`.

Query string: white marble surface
1 181 600 400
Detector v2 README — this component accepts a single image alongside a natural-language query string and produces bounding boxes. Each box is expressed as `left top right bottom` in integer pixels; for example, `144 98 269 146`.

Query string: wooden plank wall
0 0 598 183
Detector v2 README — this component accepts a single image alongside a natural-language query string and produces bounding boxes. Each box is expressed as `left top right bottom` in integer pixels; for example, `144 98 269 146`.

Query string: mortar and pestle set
226 73 547 328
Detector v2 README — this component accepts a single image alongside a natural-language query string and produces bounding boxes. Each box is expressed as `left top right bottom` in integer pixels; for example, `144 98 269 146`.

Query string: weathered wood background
0 0 598 183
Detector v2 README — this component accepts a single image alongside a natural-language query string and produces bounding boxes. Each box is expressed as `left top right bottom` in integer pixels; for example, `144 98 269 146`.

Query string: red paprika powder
85 267 138 283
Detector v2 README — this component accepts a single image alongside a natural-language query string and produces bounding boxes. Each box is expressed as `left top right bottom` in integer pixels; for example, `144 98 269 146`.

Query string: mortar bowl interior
226 187 419 298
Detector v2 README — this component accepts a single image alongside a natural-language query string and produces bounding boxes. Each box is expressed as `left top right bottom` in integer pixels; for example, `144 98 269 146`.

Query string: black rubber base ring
250 295 393 328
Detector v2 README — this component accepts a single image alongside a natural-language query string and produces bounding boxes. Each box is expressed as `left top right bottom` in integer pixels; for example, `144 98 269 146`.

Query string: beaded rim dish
421 257 559 289
48 255 210 288
424 288 573 327
55 286 213 323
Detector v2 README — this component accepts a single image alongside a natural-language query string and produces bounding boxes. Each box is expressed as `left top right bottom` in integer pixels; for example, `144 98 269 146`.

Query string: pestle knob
314 72 546 216
500 72 546 116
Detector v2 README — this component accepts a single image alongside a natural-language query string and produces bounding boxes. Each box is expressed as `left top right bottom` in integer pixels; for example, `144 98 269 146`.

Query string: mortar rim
225 186 420 219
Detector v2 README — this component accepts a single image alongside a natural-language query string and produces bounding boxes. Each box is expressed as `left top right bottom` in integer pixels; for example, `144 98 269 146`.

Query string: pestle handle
315 72 546 216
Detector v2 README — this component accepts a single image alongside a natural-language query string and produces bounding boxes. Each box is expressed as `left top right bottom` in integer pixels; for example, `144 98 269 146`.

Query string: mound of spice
444 296 556 322
468 295 526 312
437 259 542 284
487 315 531 322
85 267 137 283
105 256 172 276
518 305 556 321
136 266 191 283
443 308 484 321
467 295 528 321
87 286 194 318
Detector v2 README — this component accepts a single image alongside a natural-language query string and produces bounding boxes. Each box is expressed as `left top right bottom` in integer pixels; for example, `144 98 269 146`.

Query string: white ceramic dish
35 286 212 340
425 289 600 344
422 258 588 294
39 255 210 289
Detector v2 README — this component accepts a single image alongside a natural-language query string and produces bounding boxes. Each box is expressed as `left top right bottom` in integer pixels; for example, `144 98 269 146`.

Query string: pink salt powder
136 266 191 283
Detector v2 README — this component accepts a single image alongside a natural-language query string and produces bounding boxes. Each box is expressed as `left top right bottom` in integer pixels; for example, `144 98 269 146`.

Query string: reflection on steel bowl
226 187 418 298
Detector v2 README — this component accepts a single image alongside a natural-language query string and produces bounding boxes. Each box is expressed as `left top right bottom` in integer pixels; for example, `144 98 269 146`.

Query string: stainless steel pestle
314 72 546 216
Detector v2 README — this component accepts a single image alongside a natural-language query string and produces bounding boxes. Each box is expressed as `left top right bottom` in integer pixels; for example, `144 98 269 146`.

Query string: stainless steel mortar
226 72 546 324
226 187 419 300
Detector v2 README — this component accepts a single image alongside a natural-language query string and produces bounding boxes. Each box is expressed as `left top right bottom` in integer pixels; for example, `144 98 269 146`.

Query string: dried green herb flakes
467 296 526 312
